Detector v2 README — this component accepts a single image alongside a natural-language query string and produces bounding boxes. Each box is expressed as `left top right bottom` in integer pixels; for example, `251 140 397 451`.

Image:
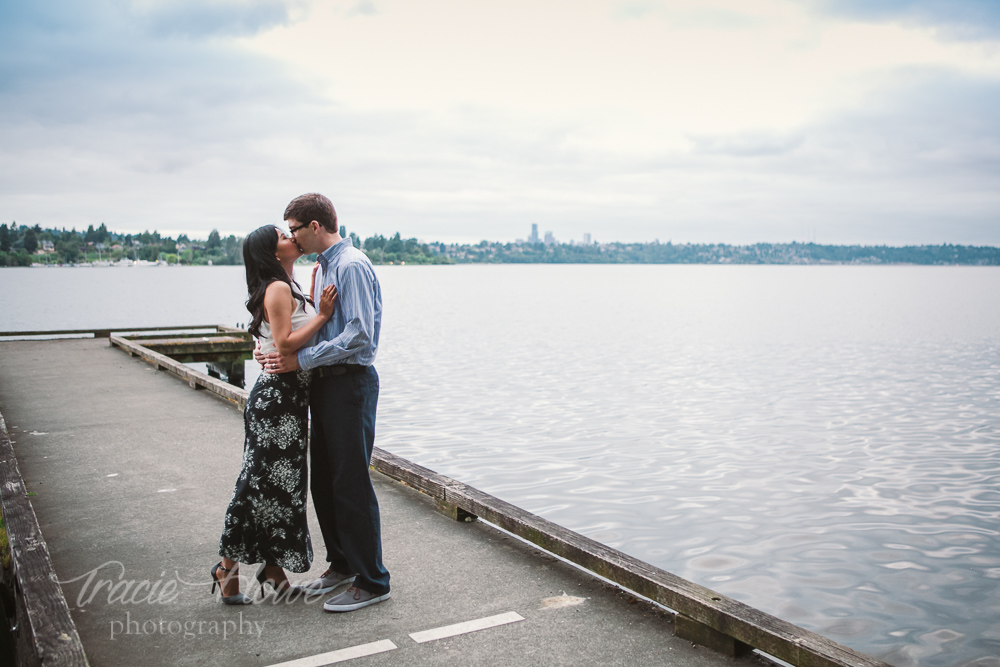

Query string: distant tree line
0 222 243 266
0 220 449 268
359 232 452 265
434 240 1000 265
3 220 997 267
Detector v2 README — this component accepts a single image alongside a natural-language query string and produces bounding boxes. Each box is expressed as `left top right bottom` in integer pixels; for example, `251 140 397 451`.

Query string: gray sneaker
301 568 355 595
323 586 391 612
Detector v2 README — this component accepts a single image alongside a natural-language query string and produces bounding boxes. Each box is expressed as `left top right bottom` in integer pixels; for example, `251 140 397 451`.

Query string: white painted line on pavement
264 639 398 667
409 611 525 644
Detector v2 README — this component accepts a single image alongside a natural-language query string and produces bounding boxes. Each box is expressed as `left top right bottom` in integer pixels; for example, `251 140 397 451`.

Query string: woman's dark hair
243 225 308 338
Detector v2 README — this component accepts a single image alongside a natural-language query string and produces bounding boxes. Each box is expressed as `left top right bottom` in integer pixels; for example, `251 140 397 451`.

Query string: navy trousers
309 366 390 595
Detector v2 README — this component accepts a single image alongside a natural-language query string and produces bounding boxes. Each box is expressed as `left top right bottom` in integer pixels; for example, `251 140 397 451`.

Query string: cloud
680 67 1000 243
612 1 760 29
810 68 1000 177
689 132 804 157
134 0 295 39
347 1 378 17
0 0 324 233
814 0 1000 41
0 1 299 99
613 1 662 20
1 0 998 245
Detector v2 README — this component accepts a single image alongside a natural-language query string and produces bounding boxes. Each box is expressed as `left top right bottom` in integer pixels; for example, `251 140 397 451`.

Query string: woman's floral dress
218 358 313 572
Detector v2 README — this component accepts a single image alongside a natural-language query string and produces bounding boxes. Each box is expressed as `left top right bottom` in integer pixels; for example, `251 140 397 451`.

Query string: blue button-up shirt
297 237 382 370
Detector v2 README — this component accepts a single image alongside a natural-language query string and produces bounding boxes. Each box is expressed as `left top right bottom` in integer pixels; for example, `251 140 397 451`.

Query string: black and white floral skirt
218 369 313 572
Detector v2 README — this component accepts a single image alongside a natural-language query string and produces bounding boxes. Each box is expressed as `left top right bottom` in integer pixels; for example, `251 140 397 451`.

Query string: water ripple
374 265 1000 667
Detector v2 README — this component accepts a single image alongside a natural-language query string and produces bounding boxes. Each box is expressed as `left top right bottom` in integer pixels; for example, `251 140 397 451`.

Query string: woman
211 224 336 604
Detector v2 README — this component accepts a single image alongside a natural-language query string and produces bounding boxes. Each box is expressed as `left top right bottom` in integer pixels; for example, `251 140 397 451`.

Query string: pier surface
0 338 757 667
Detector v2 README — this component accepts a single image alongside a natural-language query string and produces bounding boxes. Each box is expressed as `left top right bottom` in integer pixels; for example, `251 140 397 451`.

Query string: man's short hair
284 193 338 233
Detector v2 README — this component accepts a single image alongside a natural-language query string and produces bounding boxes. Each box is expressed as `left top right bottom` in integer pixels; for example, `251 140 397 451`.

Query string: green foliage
353 233 1000 266
23 228 38 254
360 232 452 265
56 238 81 263
1 220 996 267
438 240 1000 266
0 250 32 267
0 221 245 266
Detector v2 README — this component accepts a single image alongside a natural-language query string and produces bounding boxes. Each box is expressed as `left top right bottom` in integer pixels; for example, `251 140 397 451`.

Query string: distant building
529 224 539 244
544 231 555 246
583 233 591 245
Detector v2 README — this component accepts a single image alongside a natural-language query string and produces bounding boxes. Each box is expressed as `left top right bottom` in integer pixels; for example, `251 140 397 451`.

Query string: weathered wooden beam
123 332 251 342
134 337 252 362
434 499 478 522
675 614 753 657
0 412 89 666
156 353 249 363
137 336 250 349
0 325 223 339
109 337 248 410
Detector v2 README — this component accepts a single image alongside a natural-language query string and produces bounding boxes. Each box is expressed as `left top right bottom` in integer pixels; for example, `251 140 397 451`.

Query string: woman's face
275 227 303 263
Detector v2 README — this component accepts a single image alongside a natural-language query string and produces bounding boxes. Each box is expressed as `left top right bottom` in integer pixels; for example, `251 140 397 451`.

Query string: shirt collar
316 237 353 270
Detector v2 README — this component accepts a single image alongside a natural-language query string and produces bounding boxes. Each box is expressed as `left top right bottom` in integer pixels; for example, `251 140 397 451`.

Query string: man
261 193 390 612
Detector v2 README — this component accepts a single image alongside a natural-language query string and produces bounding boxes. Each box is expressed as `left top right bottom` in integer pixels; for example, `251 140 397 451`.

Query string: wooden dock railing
100 326 894 667
0 325 228 340
0 411 89 667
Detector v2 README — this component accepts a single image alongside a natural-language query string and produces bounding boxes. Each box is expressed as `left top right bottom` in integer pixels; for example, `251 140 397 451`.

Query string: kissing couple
211 193 390 613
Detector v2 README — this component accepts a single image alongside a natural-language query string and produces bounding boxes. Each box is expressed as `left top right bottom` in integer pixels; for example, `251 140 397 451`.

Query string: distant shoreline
11 258 1000 268
425 241 1000 266
4 220 998 266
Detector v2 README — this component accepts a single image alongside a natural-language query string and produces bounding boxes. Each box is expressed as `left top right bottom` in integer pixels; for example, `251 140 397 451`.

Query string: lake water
2 264 999 667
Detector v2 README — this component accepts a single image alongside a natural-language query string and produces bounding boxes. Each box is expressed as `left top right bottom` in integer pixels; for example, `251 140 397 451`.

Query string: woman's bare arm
263 282 337 357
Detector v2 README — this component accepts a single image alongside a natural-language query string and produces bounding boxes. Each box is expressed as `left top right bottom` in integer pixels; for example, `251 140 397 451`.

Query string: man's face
287 218 315 254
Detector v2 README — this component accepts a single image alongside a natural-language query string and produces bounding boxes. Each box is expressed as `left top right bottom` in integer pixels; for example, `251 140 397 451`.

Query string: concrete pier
0 338 761 667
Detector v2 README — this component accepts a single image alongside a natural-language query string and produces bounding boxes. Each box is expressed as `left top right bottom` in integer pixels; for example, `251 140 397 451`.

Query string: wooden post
435 500 477 522
675 614 753 657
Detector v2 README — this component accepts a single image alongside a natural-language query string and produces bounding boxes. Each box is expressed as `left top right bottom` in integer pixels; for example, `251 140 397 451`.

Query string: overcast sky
2 0 999 244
